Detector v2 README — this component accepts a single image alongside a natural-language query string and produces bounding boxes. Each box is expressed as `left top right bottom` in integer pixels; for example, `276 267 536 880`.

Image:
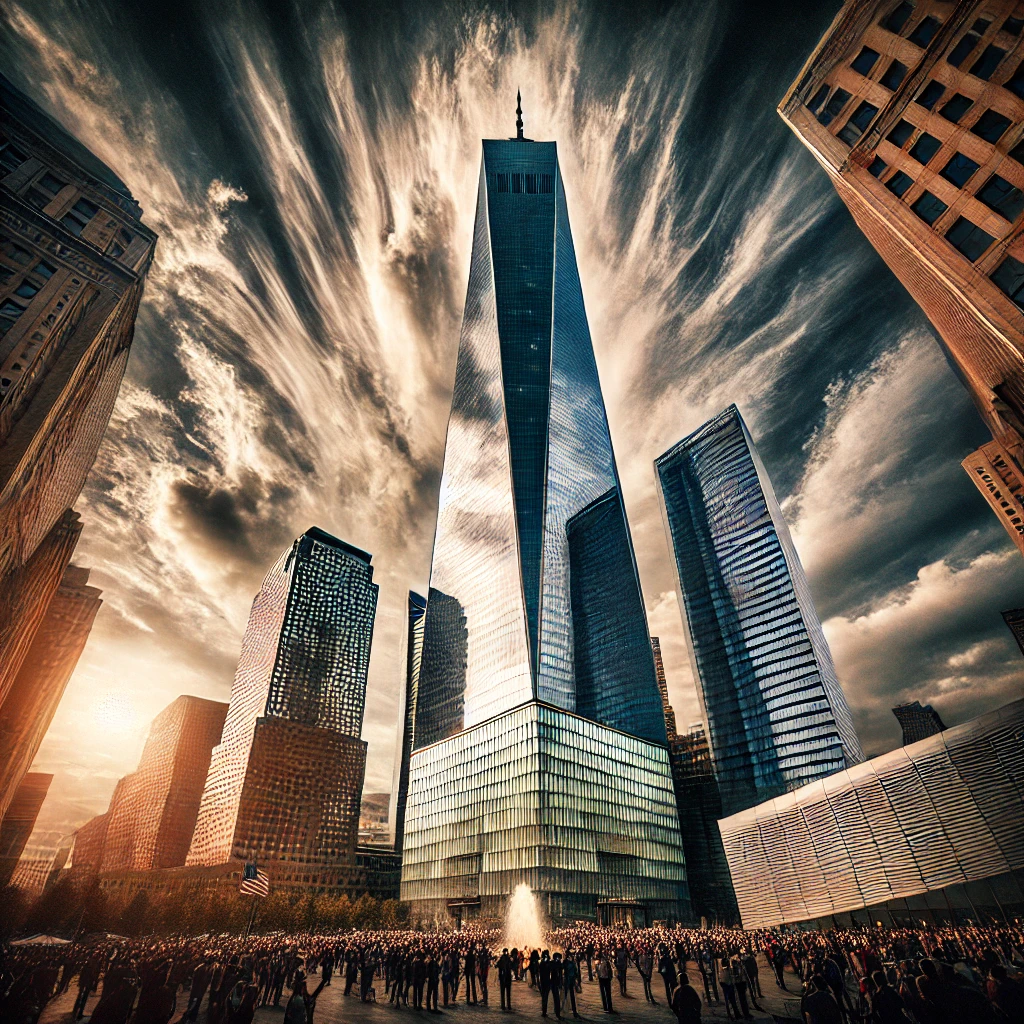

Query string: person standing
73 957 102 1020
729 955 753 1020
638 949 656 1004
478 945 491 1006
498 949 514 1012
412 954 426 1010
597 953 614 1013
562 952 580 1019
801 974 843 1024
719 958 741 1020
670 973 703 1024
614 946 629 998
529 949 540 989
658 947 678 1004
539 951 554 1018
464 946 478 1005
426 955 440 1013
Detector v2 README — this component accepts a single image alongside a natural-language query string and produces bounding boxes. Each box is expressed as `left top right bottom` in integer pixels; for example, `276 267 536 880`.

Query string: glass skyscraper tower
401 119 689 924
655 405 863 818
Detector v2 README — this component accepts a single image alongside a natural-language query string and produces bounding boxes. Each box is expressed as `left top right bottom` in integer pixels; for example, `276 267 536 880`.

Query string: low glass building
400 121 689 924
719 698 1024 929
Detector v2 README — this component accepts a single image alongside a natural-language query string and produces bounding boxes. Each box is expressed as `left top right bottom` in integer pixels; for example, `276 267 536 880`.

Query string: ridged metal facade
719 698 1024 928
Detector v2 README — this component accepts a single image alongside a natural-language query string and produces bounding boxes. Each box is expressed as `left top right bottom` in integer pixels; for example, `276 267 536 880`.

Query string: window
852 47 881 75
0 300 25 335
13 279 39 300
976 173 1024 221
1004 63 1024 98
880 60 909 90
909 16 941 47
838 101 879 145
0 239 32 265
1004 16 1024 36
970 45 1007 80
941 152 980 186
911 190 948 224
868 156 888 177
817 88 852 127
887 119 916 147
1010 138 1024 163
807 85 830 113
883 2 914 33
940 94 974 122
916 80 945 109
909 133 942 164
992 255 1024 308
945 217 996 260
886 171 914 196
0 137 26 174
971 109 1013 142
60 197 99 237
948 31 983 68
33 261 55 279
24 172 67 211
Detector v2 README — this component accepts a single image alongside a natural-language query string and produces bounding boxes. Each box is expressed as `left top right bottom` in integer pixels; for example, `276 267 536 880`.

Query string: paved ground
40 959 809 1023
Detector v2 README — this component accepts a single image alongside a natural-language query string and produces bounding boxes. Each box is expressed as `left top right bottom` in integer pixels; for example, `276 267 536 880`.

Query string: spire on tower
516 89 524 140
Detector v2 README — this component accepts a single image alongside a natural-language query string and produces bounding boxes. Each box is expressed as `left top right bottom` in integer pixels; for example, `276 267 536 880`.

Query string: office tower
665 724 739 924
0 74 156 701
0 772 51 886
963 442 1024 552
721 698 1024 929
780 1 1024 556
892 700 947 744
187 528 377 871
70 811 108 876
0 564 100 820
391 590 426 855
655 405 863 817
651 636 677 740
1004 606 1024 654
402 112 688 925
98 695 227 872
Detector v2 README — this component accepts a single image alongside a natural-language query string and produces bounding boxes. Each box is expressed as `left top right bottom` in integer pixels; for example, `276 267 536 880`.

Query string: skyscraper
0 74 156 700
401 112 688 925
650 636 677 740
892 700 947 745
0 772 51 887
99 695 228 872
187 528 377 872
0 564 101 820
655 405 863 817
392 590 425 856
780 1 1024 556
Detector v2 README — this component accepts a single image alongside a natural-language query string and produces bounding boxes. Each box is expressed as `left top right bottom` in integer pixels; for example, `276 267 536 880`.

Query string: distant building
720 698 1024 929
10 827 69 893
97 695 227 872
0 772 51 886
0 73 156 704
70 811 108 876
893 700 947 745
0 564 100 820
665 726 739 924
655 405 863 818
780 1 1024 556
187 528 378 879
650 637 677 740
392 590 426 855
1002 606 1024 655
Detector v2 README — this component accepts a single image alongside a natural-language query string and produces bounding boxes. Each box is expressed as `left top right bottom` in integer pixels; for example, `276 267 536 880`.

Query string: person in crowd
562 948 580 1019
498 948 514 1012
671 972 703 1024
637 946 656 1003
801 973 843 1024
597 951 614 1013
614 944 629 997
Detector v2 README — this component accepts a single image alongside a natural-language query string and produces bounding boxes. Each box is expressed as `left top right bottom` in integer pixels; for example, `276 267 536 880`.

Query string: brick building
0 564 100 820
781 0 1024 555
0 73 156 703
0 771 51 886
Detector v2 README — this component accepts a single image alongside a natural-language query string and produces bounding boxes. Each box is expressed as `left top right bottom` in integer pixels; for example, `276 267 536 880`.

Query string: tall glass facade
655 405 863 818
402 702 687 922
188 527 378 867
392 591 426 855
404 136 686 922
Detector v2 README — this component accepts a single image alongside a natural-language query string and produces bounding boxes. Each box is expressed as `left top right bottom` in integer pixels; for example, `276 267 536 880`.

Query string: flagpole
244 894 258 938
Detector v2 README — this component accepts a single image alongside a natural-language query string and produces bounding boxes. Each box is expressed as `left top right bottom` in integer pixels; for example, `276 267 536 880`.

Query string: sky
2 0 1024 843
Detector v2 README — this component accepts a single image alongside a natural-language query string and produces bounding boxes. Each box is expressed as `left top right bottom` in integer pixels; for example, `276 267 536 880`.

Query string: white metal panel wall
720 699 1024 927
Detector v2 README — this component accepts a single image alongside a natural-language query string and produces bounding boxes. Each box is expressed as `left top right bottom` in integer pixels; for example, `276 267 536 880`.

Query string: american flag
239 862 270 897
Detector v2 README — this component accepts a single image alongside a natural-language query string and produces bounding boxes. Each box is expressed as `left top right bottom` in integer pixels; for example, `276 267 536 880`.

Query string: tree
120 890 151 937
0 884 27 940
78 877 110 935
24 874 80 935
354 893 380 928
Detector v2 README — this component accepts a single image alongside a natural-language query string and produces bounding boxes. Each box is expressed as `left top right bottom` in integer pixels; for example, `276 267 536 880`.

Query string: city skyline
3 0 1024 845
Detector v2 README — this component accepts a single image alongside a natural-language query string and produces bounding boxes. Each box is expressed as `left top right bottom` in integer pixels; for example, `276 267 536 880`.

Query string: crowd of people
0 921 1022 1024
